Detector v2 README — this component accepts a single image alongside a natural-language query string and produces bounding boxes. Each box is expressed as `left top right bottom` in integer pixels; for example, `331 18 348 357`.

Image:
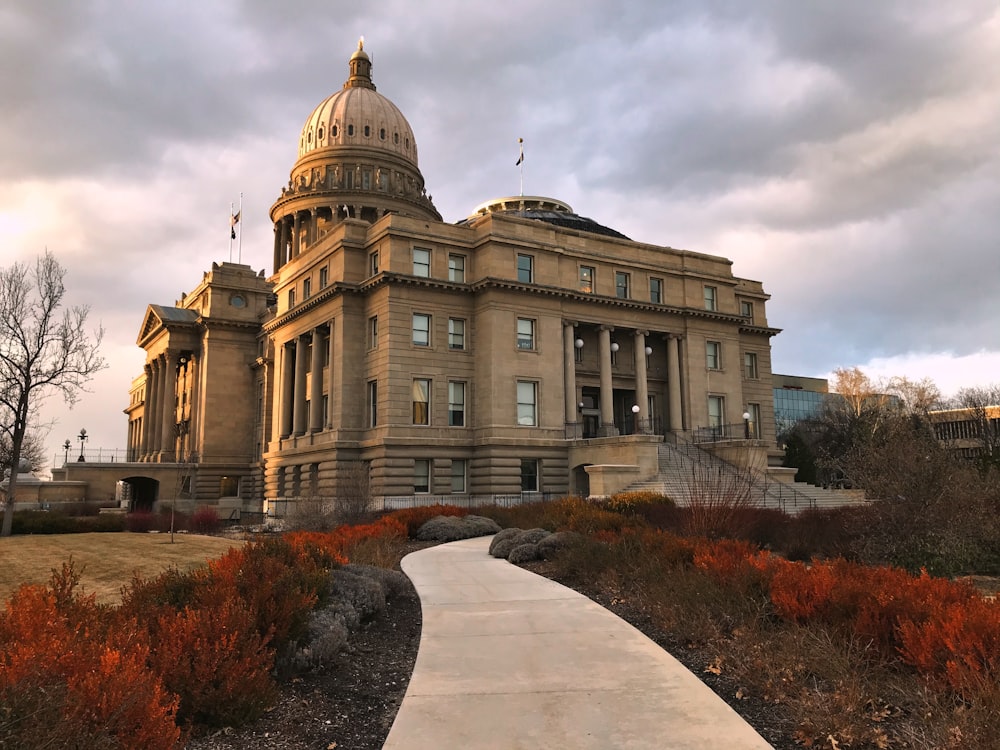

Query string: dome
297 39 419 169
463 196 631 240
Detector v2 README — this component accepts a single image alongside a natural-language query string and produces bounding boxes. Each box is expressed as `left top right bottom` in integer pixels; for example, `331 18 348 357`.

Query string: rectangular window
319 266 329 289
704 285 717 311
369 250 380 276
412 313 430 346
516 318 535 350
220 476 240 497
302 277 312 299
517 381 537 426
744 352 759 380
414 459 430 494
579 266 594 293
706 341 721 370
520 459 539 492
448 318 466 350
367 380 378 427
708 395 725 429
747 403 762 439
740 300 754 319
615 271 630 299
368 315 378 349
450 459 467 493
448 381 466 426
517 253 533 283
287 288 296 308
413 247 431 277
448 254 466 282
362 168 372 190
650 277 663 304
412 378 430 425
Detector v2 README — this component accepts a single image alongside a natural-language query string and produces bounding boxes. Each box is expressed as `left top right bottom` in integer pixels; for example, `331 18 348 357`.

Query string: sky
2 0 999 468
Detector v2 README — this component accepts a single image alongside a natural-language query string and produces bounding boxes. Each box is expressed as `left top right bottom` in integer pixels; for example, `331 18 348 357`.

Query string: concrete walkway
383 536 773 749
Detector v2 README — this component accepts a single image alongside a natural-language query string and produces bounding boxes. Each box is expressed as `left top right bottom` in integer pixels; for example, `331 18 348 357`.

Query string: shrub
602 490 675 514
388 504 469 537
189 506 221 535
125 510 157 533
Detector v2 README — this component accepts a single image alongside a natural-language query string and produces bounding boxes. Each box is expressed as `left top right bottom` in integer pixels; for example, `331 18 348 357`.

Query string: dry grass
0 532 242 605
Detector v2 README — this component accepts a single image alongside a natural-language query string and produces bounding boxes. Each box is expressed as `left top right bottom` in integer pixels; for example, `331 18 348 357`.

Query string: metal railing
52 447 130 466
262 492 562 518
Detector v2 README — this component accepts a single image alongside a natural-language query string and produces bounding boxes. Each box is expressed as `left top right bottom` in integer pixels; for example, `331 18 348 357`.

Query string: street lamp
77 428 88 462
574 337 584 349
631 404 641 433
63 439 71 465
742 412 751 440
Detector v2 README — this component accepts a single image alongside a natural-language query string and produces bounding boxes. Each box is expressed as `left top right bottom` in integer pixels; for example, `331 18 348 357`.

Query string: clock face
231 294 246 308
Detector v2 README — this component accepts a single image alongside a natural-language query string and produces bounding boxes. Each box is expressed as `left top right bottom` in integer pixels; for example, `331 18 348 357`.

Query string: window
412 378 430 425
615 271 630 299
740 300 754 319
448 381 466 426
516 318 535 350
747 403 762 439
369 251 380 276
302 277 312 299
412 313 430 346
362 168 371 189
450 459 467 493
706 341 721 370
520 459 539 492
448 318 465 350
367 380 378 427
220 476 240 497
517 381 537 426
579 266 594 293
704 285 717 311
744 352 758 380
414 459 430 494
413 247 430 277
517 254 533 283
448 254 466 282
708 395 725 429
368 316 378 349
287 288 296 308
319 266 328 289
650 277 663 304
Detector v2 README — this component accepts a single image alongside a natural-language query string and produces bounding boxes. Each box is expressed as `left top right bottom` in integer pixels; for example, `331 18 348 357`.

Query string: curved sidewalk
383 536 772 749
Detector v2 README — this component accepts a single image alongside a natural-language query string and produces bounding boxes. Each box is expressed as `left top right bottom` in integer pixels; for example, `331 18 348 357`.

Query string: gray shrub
489 527 524 556
537 531 581 559
507 542 541 564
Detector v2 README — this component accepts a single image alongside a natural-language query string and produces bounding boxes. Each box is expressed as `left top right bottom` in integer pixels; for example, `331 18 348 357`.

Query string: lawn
0 532 243 605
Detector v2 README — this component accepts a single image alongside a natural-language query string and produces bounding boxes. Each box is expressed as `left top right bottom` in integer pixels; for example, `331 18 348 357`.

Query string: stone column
667 334 683 432
563 323 578 428
159 350 178 461
634 330 649 432
292 335 308 435
273 222 282 273
291 212 301 259
280 218 291 267
280 342 294 438
308 208 318 246
187 354 200 460
598 326 616 436
326 320 336 428
150 358 163 456
309 327 324 432
140 363 153 460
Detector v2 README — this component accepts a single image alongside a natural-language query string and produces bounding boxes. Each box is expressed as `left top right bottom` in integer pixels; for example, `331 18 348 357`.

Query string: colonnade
276 322 335 439
272 205 392 272
136 349 194 462
562 323 684 436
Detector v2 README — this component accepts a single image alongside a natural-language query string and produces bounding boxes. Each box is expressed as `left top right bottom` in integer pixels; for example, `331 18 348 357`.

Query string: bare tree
953 384 1000 462
0 251 105 536
0 431 47 475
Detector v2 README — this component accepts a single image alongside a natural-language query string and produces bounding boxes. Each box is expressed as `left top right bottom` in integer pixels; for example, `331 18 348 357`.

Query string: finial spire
345 37 375 90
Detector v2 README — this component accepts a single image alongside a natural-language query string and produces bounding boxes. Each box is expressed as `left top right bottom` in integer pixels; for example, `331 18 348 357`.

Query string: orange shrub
692 538 771 592
768 558 838 623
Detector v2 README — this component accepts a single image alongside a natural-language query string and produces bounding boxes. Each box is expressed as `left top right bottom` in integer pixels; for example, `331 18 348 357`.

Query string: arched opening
121 476 159 512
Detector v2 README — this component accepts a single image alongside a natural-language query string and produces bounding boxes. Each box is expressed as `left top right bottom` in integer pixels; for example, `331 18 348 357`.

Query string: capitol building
106 41 781 514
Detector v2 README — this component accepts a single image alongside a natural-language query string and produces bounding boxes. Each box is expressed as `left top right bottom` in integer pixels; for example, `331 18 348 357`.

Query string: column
634 330 649 432
150 358 163 456
667 334 683 432
326 319 336 428
308 208 318 246
273 222 282 273
280 342 294 438
292 335 308 435
280 218 291 266
309 326 324 432
291 212 301 258
598 326 616 436
563 323 577 428
159 350 178 461
187 354 200 460
140 363 153 460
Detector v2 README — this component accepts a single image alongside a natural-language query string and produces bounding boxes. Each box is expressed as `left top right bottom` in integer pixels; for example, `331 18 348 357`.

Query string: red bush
189 506 222 534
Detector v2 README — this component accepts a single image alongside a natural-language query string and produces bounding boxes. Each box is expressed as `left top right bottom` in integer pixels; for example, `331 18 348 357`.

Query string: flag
515 137 524 166
230 210 241 240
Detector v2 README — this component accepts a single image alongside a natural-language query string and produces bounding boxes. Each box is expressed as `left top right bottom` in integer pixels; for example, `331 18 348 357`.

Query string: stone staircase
624 441 865 515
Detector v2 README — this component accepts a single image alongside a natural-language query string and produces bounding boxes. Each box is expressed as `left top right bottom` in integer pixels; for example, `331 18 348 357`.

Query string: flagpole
229 201 234 262
237 192 243 264
517 137 524 196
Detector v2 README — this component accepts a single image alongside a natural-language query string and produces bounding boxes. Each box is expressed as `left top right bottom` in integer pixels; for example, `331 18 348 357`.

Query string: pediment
137 305 198 347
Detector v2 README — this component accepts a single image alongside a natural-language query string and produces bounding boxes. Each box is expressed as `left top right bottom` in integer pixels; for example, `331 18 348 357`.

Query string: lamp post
77 428 88 462
742 411 751 440
631 404 641 434
63 440 71 465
